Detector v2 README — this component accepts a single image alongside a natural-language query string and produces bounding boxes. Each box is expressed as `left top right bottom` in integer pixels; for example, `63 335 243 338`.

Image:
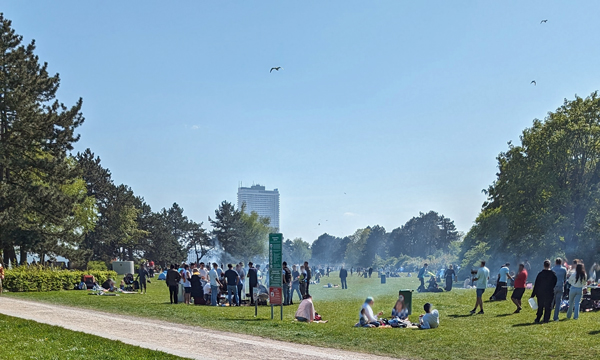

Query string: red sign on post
269 286 282 305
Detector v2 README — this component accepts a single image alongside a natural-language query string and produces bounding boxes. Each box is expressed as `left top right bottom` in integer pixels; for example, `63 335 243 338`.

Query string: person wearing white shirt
419 303 439 329
360 297 383 327
208 263 221 306
470 261 490 315
567 264 587 320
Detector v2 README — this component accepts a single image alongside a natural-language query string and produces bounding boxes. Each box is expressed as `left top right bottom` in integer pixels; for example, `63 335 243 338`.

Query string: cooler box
399 289 414 315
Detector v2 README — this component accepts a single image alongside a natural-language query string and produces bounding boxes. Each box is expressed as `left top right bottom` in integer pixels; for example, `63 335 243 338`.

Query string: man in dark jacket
339 265 348 289
304 261 311 296
166 264 181 304
282 262 292 305
531 260 557 323
248 262 258 305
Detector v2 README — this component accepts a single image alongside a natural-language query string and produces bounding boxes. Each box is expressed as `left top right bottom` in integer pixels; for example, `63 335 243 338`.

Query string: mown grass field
6 272 600 360
0 313 187 360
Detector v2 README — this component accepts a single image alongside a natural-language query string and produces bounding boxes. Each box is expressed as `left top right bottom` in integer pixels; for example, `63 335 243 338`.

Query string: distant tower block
237 184 280 231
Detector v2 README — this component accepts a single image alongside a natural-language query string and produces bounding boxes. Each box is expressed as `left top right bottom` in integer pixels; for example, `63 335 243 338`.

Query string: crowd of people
357 292 439 329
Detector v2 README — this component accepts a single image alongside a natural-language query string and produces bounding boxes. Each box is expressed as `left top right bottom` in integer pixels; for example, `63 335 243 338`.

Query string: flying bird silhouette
540 19 548 24
270 67 282 73
531 80 537 86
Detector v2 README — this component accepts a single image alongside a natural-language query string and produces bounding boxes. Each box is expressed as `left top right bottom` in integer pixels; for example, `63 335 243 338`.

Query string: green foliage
283 238 312 265
3 267 116 292
86 260 108 271
310 234 348 265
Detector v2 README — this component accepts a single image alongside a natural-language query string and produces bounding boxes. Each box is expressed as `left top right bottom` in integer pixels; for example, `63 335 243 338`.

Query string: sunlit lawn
7 272 600 360
0 313 187 360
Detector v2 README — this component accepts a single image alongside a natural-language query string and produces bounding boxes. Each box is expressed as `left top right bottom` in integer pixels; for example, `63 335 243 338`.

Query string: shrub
86 261 108 271
3 266 117 292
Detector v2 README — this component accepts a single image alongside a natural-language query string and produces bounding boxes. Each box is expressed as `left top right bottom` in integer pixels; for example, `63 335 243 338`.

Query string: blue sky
4 1 600 242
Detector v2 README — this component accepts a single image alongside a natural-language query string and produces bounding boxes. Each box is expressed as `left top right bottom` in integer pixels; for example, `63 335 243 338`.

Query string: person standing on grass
290 264 301 304
531 260 557 323
235 264 244 303
282 261 292 305
299 265 307 296
248 262 258 305
511 264 527 313
339 265 348 290
225 264 240 306
137 263 149 294
444 265 456 291
0 263 4 295
181 264 192 305
552 258 567 321
209 263 221 306
566 264 587 320
418 263 428 291
166 264 181 304
304 261 312 296
238 262 246 301
470 261 490 315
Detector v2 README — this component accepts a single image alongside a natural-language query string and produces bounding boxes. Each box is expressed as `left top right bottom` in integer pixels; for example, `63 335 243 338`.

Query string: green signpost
269 233 283 319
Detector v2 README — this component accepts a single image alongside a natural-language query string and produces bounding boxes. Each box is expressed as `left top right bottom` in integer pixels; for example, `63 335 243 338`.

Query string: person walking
511 264 528 313
166 264 181 304
225 264 240 306
304 261 312 296
566 264 587 320
470 261 490 315
248 262 258 305
209 263 221 306
531 260 557 323
339 265 348 290
291 264 301 304
137 263 149 294
491 263 512 301
282 261 292 305
551 258 567 321
418 263 428 292
444 265 456 291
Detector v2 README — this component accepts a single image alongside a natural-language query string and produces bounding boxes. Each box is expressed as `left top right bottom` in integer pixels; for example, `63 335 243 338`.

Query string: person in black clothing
137 264 149 294
165 264 181 304
224 264 240 306
339 265 348 289
304 261 311 296
368 267 373 278
444 265 456 291
283 262 292 305
247 262 258 305
190 269 204 305
531 260 557 323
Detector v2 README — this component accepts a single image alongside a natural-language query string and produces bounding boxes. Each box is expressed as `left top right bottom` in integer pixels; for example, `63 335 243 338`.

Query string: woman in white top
567 264 587 320
360 297 383 327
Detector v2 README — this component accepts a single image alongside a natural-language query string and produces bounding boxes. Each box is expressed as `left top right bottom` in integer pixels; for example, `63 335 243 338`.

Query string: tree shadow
589 330 600 335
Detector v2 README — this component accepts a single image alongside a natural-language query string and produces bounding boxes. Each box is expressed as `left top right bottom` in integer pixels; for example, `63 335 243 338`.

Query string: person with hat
190 268 204 305
360 296 383 327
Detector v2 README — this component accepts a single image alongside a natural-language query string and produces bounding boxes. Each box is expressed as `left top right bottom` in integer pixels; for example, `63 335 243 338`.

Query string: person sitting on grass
294 294 327 323
361 297 383 327
419 303 439 329
392 293 409 320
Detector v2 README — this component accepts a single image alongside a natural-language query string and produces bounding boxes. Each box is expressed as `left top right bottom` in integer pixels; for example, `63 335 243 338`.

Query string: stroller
123 273 137 291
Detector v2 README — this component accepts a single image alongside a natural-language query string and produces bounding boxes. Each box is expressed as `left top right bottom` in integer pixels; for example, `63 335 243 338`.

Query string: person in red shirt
511 263 528 313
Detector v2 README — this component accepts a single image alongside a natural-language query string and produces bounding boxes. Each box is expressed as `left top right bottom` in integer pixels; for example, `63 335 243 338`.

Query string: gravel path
0 297 398 360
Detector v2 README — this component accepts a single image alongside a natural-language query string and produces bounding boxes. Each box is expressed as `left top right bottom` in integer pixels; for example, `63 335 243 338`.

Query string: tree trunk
19 248 27 265
3 244 17 267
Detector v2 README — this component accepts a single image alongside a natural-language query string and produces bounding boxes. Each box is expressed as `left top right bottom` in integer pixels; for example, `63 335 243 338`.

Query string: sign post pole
269 233 283 320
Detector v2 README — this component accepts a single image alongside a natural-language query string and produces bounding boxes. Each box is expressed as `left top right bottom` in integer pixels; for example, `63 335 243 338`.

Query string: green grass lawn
6 273 600 360
0 313 188 360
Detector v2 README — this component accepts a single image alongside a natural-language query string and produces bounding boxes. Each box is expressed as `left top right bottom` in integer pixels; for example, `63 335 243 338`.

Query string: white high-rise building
237 184 280 230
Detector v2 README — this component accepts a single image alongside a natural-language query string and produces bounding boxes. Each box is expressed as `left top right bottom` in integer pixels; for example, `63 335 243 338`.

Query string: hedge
3 267 118 292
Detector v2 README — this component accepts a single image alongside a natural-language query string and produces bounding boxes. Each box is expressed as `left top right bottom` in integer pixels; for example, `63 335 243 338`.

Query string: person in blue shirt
417 263 428 292
490 263 512 301
551 258 567 321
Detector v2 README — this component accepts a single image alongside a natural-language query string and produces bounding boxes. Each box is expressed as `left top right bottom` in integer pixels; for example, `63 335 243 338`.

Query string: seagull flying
270 67 282 73
531 80 536 86
540 19 548 24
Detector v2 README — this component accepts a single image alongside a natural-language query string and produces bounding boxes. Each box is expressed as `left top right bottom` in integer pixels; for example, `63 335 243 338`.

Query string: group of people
417 263 458 292
469 258 593 323
358 293 439 329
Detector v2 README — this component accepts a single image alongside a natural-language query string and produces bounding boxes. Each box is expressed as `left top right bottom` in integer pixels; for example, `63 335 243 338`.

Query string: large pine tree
0 14 85 265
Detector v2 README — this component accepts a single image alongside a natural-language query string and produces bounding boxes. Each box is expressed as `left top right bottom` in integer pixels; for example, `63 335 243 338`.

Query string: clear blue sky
4 1 600 242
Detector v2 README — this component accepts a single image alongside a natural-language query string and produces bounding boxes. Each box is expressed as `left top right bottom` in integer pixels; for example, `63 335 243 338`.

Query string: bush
3 266 118 292
86 261 108 271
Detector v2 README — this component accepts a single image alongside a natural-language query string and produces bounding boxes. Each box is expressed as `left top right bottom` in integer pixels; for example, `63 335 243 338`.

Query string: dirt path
0 297 398 360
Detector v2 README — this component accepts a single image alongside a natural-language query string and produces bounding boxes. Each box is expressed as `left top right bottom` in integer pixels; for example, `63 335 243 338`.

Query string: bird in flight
270 67 283 73
540 19 548 24
531 80 537 86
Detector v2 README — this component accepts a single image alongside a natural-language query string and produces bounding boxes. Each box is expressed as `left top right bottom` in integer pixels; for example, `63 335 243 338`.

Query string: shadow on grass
496 313 514 317
512 322 539 327
447 314 474 318
589 330 600 335
221 318 270 322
